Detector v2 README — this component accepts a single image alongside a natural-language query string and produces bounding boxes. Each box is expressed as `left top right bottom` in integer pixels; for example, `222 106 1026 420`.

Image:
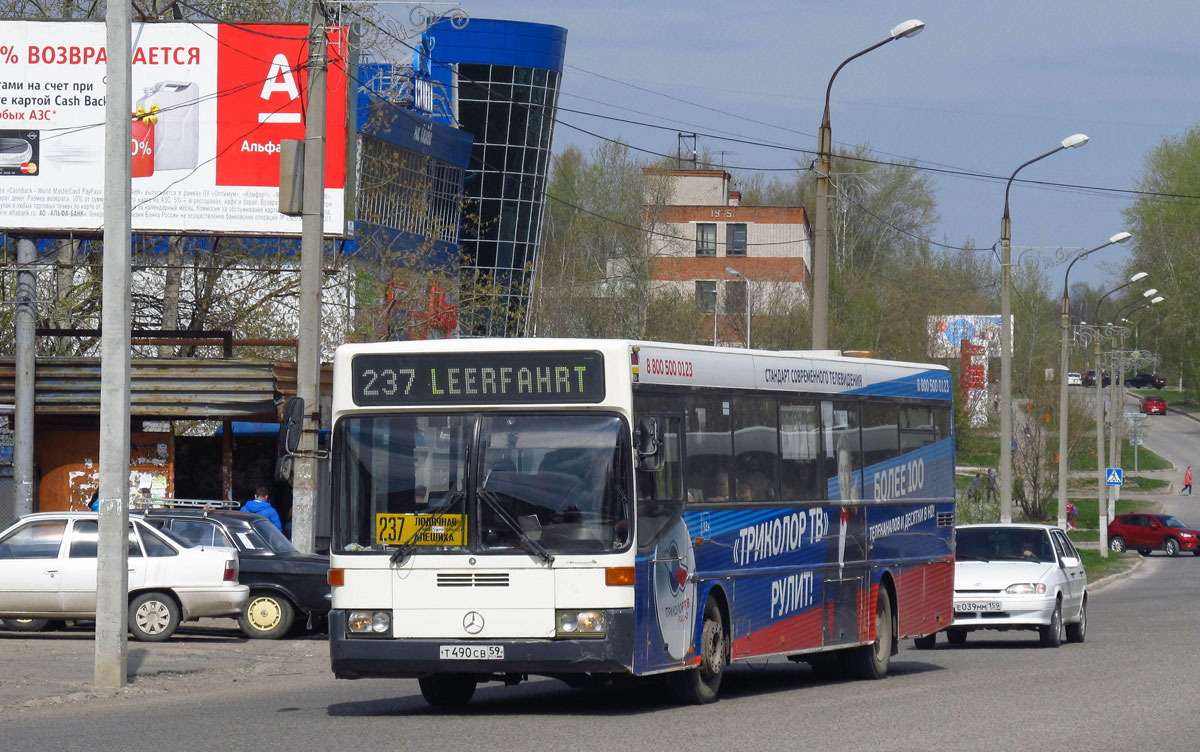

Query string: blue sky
456 0 1200 289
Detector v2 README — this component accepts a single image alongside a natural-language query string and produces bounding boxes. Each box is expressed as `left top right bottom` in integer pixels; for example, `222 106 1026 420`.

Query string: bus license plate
440 645 504 660
956 601 1002 613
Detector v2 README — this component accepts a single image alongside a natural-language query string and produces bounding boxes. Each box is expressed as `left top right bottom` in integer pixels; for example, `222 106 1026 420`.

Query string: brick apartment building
644 169 811 345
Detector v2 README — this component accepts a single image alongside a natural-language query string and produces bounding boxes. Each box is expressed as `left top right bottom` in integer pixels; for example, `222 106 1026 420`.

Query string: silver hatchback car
0 512 249 641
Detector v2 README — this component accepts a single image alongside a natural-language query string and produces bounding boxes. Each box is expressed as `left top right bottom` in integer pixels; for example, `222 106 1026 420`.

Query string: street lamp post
725 267 750 348
999 133 1089 524
1091 272 1149 554
812 19 924 350
1057 232 1130 529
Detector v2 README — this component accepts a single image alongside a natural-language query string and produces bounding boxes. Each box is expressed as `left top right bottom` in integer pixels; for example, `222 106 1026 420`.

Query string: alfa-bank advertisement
0 21 346 235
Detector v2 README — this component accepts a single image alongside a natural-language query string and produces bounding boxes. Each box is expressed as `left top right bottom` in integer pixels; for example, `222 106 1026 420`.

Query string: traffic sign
1106 468 1124 486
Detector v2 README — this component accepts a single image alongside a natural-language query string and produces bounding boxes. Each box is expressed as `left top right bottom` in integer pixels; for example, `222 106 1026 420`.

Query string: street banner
0 21 347 235
928 314 1010 358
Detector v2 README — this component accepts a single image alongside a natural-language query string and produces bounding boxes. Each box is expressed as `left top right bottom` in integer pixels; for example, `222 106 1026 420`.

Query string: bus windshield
334 413 631 555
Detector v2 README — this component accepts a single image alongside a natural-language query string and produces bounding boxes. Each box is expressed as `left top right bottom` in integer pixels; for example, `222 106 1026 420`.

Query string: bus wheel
852 591 893 680
671 597 726 704
418 674 477 707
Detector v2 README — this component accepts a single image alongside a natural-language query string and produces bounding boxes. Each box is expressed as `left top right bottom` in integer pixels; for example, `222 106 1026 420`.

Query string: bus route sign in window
351 351 606 406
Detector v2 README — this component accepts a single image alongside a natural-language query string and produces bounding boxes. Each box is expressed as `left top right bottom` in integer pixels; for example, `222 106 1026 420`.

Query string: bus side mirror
275 397 305 481
635 417 664 472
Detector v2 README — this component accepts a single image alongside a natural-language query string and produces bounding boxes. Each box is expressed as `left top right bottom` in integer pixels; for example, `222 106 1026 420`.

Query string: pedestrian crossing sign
1106 468 1123 486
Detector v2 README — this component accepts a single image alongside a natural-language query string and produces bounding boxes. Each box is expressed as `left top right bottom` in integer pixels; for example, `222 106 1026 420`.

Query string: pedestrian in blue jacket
240 486 283 531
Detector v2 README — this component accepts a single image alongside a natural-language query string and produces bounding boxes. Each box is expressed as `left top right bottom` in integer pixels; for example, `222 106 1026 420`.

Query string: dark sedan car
142 510 329 639
1082 370 1110 387
1125 373 1166 389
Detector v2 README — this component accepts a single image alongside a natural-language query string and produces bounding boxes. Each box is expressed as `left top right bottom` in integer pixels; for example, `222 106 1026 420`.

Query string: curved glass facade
422 20 567 336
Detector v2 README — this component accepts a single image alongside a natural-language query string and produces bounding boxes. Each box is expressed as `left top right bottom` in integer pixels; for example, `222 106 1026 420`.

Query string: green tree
1122 126 1200 388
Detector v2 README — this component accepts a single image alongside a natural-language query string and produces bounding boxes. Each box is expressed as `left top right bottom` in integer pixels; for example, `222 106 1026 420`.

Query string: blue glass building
420 19 568 336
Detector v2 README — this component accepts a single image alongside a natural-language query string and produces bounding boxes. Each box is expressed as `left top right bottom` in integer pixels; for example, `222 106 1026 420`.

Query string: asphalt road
3 394 1198 751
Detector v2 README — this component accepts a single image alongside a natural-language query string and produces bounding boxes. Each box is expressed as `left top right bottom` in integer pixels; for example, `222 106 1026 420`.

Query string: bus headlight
348 610 391 635
556 610 606 638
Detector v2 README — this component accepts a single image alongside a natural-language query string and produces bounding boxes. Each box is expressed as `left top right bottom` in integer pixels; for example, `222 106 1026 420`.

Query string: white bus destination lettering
430 365 589 396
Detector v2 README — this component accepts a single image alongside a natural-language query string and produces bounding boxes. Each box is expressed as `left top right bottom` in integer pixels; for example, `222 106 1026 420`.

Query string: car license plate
956 601 1002 613
439 645 504 660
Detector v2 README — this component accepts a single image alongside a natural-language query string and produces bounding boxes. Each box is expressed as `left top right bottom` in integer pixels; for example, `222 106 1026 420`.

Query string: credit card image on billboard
0 130 39 176
138 81 200 171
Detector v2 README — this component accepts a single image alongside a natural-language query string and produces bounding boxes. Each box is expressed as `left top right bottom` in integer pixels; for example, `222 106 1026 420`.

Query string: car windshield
957 527 1055 563
333 412 631 555
1160 516 1188 529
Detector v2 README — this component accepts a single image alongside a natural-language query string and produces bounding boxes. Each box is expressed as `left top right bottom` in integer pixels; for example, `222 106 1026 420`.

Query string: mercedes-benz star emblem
462 611 485 635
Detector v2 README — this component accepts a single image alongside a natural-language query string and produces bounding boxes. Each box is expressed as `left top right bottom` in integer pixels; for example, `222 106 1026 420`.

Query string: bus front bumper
330 608 636 678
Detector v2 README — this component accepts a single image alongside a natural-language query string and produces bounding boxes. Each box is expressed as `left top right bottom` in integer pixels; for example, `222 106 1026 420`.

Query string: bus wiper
478 489 555 565
956 554 990 562
389 542 420 565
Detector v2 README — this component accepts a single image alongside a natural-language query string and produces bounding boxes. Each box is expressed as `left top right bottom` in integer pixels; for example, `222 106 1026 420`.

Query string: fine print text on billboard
0 21 346 235
927 315 1011 358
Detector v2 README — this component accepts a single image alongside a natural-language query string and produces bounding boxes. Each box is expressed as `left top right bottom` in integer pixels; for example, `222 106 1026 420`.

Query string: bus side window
780 400 821 501
685 395 732 503
824 400 862 501
732 395 779 502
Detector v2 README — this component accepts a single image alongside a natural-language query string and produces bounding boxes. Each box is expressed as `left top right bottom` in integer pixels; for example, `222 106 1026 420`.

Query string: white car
938 524 1086 648
0 512 249 641
1067 372 1083 386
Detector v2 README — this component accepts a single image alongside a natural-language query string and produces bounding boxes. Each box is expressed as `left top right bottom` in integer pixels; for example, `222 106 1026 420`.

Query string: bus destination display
351 351 606 406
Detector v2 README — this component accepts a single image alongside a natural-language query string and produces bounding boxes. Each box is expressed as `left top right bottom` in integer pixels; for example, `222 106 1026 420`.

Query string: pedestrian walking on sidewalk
1183 466 1193 496
967 473 981 502
985 468 998 503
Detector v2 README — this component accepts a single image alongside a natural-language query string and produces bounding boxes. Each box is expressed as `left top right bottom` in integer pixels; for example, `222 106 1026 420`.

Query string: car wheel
1066 598 1087 643
128 592 180 642
238 591 296 640
913 633 936 650
1164 538 1180 557
418 674 477 707
670 596 727 703
851 591 893 680
1109 535 1126 553
0 618 50 632
1137 549 1152 557
947 629 967 646
1039 601 1063 648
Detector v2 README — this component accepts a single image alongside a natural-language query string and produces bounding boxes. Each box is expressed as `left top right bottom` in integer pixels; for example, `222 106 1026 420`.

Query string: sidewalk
0 619 328 715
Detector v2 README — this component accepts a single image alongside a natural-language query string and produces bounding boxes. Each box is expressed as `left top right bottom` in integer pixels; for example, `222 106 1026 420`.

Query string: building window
724 280 746 314
726 223 747 256
695 280 716 313
696 223 717 256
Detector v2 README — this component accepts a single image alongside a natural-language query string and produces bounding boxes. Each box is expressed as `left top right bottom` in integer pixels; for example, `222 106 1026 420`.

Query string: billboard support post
293 1 328 555
14 236 35 519
95 0 133 689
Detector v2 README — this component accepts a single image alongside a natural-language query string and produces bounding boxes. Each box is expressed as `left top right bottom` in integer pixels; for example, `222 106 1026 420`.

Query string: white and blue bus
327 339 955 706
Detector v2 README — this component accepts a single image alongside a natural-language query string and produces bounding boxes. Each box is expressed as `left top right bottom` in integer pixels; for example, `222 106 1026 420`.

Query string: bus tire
852 590 893 680
670 597 726 704
418 674 477 707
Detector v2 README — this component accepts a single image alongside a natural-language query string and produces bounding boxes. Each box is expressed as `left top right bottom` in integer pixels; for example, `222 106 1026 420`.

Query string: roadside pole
95 2 133 688
292 0 327 555
13 236 35 518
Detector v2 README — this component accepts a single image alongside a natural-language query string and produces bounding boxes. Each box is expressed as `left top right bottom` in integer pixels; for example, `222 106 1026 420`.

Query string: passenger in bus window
736 478 754 502
709 470 730 502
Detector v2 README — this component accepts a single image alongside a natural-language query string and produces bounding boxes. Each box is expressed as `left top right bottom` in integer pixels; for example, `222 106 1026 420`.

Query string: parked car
1067 372 1082 386
939 524 1086 648
142 509 329 639
0 512 247 641
1125 373 1166 389
1107 513 1200 557
1082 370 1110 387
1142 395 1167 415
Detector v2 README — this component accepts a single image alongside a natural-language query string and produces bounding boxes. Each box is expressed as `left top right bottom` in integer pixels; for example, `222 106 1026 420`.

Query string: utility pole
1094 335 1108 557
292 0 328 554
95 1 133 687
13 236 35 519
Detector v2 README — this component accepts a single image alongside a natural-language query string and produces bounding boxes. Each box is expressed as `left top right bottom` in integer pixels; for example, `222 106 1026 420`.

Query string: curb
1088 552 1145 592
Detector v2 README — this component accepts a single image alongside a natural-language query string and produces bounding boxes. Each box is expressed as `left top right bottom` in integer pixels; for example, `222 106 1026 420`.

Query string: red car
1108 513 1200 557
1142 395 1167 415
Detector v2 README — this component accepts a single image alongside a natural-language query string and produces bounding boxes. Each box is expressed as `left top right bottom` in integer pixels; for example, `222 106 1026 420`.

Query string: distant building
644 169 811 345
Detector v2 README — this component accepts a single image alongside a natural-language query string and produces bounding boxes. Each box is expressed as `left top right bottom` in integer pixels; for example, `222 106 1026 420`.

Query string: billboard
0 21 346 235
927 315 1010 358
